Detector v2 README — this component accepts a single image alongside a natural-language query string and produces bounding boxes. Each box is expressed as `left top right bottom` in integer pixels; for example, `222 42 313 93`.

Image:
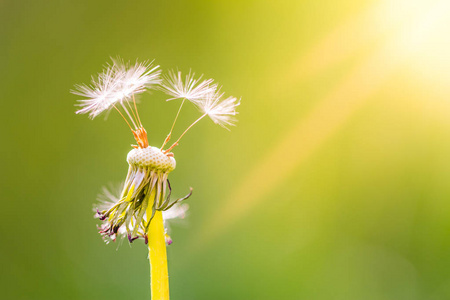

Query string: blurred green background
2 0 450 299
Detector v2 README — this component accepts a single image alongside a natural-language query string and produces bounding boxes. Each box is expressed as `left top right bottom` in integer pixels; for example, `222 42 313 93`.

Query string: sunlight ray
191 0 448 251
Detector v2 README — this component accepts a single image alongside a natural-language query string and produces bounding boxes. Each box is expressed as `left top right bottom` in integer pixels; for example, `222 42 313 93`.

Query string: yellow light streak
192 0 450 251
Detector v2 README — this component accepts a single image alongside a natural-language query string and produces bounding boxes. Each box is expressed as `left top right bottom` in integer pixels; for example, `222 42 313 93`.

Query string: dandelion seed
72 58 161 119
72 65 120 118
111 57 162 100
159 70 216 102
162 88 240 153
197 89 240 129
158 70 217 148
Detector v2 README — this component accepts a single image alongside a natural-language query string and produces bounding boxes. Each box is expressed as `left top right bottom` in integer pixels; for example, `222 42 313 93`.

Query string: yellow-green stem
147 191 169 300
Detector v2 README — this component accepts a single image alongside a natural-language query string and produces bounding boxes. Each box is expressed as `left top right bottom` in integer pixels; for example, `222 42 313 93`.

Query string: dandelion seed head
127 146 176 172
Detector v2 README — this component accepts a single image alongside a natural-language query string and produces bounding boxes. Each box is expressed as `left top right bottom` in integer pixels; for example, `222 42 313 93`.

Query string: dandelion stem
165 113 207 153
147 189 170 300
161 98 186 149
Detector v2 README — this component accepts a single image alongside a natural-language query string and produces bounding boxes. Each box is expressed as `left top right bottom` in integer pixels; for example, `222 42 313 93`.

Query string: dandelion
73 59 240 300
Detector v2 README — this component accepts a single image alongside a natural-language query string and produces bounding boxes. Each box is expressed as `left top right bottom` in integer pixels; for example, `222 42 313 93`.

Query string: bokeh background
2 0 450 299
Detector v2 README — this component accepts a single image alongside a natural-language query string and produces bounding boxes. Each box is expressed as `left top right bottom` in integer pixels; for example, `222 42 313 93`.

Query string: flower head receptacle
96 145 192 244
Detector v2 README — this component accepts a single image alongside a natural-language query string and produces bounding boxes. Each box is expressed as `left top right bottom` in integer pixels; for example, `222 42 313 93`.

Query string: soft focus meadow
2 0 450 299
